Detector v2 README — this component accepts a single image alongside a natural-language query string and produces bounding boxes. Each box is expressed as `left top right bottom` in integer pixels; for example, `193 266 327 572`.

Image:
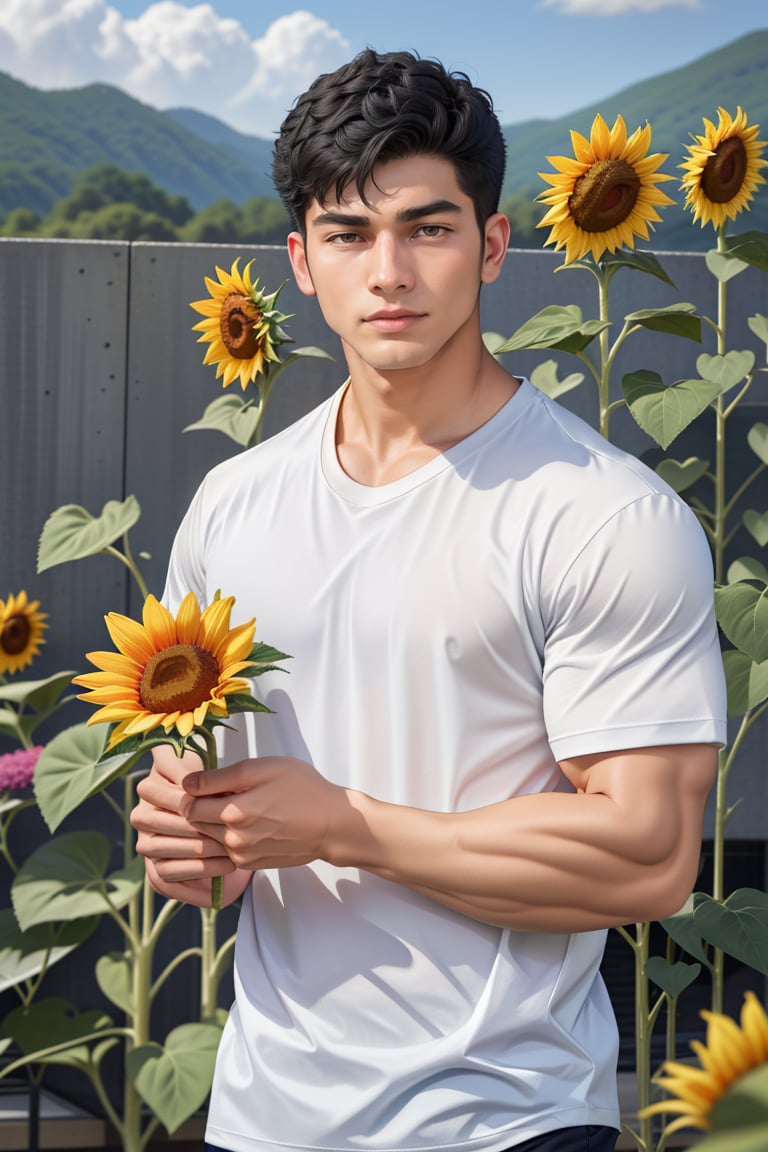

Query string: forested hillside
1 29 766 249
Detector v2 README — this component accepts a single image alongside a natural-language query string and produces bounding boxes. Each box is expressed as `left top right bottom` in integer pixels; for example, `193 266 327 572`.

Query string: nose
367 233 413 294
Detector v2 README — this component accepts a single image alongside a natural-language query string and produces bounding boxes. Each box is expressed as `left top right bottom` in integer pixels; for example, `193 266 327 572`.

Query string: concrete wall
2 237 767 836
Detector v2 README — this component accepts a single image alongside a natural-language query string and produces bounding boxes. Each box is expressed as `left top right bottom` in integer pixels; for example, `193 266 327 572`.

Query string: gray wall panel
0 238 129 682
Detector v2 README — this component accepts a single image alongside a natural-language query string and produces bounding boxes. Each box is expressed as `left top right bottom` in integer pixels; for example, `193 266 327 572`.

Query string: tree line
0 162 543 247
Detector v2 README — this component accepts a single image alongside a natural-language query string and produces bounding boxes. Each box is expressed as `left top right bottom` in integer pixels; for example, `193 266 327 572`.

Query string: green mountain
503 29 768 249
0 72 274 217
1 29 767 248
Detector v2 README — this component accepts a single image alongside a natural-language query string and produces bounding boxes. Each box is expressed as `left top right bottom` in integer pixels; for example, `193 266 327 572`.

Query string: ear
287 231 316 297
480 212 510 285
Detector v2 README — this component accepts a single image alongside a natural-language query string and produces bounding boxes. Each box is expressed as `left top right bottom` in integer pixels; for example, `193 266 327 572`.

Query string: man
131 49 726 1152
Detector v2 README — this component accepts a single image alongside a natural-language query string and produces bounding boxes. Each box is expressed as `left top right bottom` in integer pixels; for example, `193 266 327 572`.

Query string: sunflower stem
597 267 612 438
196 726 223 909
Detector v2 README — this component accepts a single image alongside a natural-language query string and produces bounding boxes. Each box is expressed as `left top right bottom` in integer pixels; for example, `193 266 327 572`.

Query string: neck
336 322 520 487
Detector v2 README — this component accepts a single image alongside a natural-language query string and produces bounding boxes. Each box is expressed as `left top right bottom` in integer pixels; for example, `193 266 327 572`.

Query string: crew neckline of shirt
320 377 535 507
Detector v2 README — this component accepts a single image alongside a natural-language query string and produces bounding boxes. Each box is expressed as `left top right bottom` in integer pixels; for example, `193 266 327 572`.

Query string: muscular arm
181 742 717 933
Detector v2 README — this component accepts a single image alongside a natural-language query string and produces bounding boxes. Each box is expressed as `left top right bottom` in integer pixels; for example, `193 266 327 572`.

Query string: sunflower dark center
702 136 747 204
569 159 641 233
139 644 220 714
0 614 31 655
220 294 262 359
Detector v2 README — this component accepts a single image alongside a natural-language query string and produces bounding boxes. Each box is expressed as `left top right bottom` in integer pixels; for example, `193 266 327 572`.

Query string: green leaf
707 1063 768 1142
184 393 262 447
625 303 701 342
482 331 508 358
494 305 609 354
621 370 722 450
705 248 749 283
721 650 768 716
697 350 755 392
599 249 676 285
644 956 701 998
660 896 710 964
1 998 112 1064
127 1022 223 1133
33 722 149 832
0 910 98 994
722 231 768 273
11 832 144 930
529 359 584 399
0 671 76 710
693 888 768 974
715 582 768 662
743 509 768 548
0 707 21 739
695 1123 768 1152
748 314 768 350
37 497 141 573
96 951 133 1014
280 345 334 363
655 456 709 493
747 421 768 465
728 557 768 585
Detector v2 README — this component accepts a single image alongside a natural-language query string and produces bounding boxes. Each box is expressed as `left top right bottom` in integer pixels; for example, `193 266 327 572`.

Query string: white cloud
542 0 700 12
0 1 351 137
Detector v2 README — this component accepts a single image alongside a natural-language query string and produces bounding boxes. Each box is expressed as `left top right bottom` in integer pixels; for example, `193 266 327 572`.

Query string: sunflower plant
186 257 332 449
491 105 768 1152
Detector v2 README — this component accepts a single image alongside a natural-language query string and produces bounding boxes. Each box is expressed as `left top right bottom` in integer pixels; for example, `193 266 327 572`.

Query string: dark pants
205 1126 619 1152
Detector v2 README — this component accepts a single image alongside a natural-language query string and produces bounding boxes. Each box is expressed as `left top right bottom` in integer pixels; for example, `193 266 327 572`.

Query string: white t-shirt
163 379 727 1152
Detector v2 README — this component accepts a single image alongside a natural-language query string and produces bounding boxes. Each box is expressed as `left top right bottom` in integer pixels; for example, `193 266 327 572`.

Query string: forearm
326 759 710 933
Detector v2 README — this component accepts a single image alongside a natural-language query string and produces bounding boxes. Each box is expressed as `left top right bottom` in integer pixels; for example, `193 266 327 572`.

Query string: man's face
287 155 505 377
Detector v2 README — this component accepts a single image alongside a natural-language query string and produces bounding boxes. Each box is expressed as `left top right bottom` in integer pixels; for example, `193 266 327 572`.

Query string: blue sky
0 0 765 136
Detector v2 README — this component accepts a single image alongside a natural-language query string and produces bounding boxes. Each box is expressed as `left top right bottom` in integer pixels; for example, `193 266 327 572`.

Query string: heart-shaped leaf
34 722 150 832
705 248 749 283
721 650 768 716
747 421 768 465
622 370 722 450
655 456 709 493
127 1022 223 1133
748 314 768 350
743 509 768 548
693 888 768 974
660 896 710 964
11 832 144 930
96 951 133 1014
644 956 701 998
697 350 755 393
184 393 263 448
37 497 141 573
625 303 701 342
715 582 768 662
728 557 768 586
494 305 609 354
0 910 98 993
1 998 112 1063
529 359 584 399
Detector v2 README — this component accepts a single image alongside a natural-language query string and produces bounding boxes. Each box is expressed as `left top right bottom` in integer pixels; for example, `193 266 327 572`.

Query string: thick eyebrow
311 199 464 229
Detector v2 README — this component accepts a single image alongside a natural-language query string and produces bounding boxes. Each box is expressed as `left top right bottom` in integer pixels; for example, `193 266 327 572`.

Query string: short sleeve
161 479 209 612
542 493 727 760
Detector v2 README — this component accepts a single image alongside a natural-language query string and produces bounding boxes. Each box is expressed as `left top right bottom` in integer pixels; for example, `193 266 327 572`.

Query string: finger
136 772 192 814
143 857 226 907
134 830 224 859
152 854 235 883
131 800 201 838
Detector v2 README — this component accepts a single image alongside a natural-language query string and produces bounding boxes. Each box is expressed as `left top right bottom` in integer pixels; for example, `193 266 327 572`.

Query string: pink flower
0 745 43 792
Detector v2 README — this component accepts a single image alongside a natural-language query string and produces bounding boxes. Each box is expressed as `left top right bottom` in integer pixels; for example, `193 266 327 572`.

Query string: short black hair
272 48 506 233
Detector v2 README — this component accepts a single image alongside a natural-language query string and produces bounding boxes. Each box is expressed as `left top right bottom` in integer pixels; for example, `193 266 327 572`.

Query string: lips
363 310 425 331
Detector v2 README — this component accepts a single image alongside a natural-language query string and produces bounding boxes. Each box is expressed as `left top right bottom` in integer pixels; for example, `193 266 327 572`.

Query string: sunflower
73 592 257 752
0 591 48 675
536 113 676 264
190 259 290 390
641 992 768 1138
680 106 767 231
